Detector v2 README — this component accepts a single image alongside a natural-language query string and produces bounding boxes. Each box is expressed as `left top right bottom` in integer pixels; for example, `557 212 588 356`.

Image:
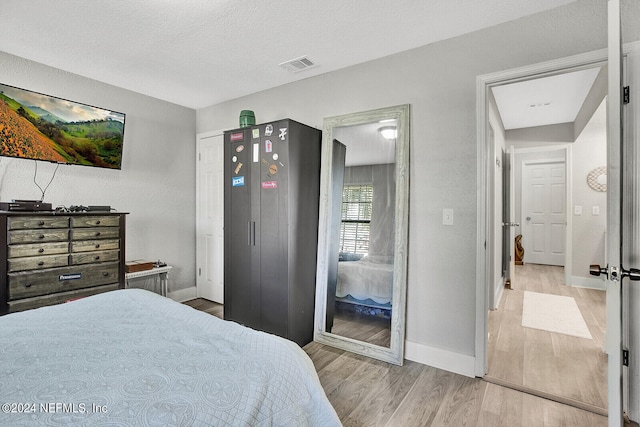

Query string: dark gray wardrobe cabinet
223 119 321 346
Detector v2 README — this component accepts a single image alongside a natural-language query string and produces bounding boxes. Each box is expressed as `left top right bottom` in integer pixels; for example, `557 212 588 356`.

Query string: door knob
590 264 609 278
590 264 640 281
622 267 640 281
526 217 531 221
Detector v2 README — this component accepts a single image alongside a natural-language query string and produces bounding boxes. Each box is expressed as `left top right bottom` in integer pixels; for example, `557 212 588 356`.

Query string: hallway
486 264 607 413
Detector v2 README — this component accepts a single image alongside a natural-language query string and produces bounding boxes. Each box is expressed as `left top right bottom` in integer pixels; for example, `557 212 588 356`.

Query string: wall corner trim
405 340 476 378
569 276 607 291
168 286 197 303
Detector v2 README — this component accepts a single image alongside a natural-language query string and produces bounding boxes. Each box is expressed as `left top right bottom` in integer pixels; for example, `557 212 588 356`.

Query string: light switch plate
574 206 582 215
443 208 454 225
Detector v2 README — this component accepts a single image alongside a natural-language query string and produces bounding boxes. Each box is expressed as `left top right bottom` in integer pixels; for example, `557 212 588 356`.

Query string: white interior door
506 147 516 285
622 40 640 425
196 132 224 303
501 147 517 287
521 160 566 266
606 1 623 425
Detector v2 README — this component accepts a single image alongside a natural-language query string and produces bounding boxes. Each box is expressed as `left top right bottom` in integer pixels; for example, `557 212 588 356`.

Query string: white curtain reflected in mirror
314 105 409 365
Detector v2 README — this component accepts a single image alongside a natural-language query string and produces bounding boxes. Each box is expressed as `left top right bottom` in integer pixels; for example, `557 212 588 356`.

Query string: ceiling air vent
279 56 318 73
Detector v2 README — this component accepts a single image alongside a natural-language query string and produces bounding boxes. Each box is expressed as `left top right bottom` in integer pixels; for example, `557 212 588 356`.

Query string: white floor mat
521 291 592 339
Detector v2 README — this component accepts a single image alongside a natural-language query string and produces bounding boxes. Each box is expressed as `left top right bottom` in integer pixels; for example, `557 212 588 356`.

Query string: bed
0 289 341 426
335 255 393 308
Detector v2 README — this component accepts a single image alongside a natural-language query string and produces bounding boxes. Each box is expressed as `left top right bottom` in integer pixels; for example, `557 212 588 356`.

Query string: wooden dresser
0 212 127 315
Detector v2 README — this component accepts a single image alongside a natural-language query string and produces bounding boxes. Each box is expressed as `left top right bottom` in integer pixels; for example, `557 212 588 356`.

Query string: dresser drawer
8 229 69 244
8 241 69 258
71 239 120 253
70 250 119 265
8 254 70 273
8 283 120 313
71 227 120 240
71 216 119 228
8 216 70 230
8 262 120 300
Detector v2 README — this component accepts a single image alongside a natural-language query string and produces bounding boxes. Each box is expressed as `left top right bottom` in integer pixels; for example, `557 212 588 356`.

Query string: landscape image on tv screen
0 83 125 169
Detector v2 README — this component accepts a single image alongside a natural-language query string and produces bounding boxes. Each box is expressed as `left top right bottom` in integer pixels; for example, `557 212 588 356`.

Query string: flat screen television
0 83 125 169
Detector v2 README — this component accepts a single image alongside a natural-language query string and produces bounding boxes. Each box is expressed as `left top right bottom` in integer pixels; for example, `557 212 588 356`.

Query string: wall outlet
574 205 582 215
592 206 600 215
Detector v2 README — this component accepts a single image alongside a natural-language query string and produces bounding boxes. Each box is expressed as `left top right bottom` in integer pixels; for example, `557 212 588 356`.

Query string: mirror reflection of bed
325 120 396 348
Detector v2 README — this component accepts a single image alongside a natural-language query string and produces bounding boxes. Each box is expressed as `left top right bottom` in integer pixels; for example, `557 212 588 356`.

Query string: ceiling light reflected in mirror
378 126 397 140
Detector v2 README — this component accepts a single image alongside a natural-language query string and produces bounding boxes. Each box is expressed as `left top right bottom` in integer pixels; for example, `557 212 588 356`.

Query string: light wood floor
330 303 391 347
487 264 607 412
184 296 615 426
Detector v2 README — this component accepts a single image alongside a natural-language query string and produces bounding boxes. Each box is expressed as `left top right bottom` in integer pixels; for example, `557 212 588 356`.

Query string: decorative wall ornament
587 166 607 192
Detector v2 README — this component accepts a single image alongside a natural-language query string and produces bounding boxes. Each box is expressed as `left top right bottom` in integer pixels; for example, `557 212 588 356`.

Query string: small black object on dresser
0 211 128 315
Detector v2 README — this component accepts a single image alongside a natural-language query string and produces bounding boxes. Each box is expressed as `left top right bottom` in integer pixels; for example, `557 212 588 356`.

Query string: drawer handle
95 232 101 237
24 283 32 288
102 272 109 277
38 234 45 239
96 220 101 225
38 221 45 226
94 256 100 260
37 261 44 266
95 244 100 249
38 248 45 253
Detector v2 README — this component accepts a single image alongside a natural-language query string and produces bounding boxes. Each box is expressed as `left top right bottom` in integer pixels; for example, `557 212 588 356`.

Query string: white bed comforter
336 256 393 304
0 289 341 427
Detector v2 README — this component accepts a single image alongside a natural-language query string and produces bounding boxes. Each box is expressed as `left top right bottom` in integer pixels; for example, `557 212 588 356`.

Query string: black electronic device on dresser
0 211 128 315
0 200 52 212
224 119 321 347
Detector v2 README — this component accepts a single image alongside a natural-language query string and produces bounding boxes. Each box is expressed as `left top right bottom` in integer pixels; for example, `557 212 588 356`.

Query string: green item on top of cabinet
239 110 255 128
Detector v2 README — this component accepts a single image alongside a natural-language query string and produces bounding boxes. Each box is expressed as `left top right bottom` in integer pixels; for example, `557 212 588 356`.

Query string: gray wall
488 90 507 311
198 0 640 360
570 101 608 281
0 51 197 292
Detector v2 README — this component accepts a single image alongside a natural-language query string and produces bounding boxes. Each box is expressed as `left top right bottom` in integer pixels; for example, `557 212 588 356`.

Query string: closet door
224 129 258 328
257 121 289 337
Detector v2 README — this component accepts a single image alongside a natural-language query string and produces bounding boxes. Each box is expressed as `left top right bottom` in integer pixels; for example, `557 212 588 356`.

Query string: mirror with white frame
314 104 409 365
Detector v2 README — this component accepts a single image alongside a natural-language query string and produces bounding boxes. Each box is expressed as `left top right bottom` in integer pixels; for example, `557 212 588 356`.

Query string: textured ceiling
0 0 576 109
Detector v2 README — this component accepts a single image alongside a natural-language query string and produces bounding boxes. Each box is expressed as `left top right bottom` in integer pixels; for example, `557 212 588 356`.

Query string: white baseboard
405 340 476 378
492 281 505 310
568 276 606 291
168 286 197 302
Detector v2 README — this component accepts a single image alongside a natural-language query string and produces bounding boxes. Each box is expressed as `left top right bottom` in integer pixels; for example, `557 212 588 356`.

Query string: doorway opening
479 60 609 415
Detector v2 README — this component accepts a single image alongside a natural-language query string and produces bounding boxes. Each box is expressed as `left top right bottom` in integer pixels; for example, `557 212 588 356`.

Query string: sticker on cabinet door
230 132 244 141
232 155 238 163
253 143 259 162
232 176 245 187
252 129 260 139
265 124 273 136
265 140 273 153
234 162 243 174
279 128 287 140
268 164 278 176
262 181 277 189
235 144 244 152
272 153 279 161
